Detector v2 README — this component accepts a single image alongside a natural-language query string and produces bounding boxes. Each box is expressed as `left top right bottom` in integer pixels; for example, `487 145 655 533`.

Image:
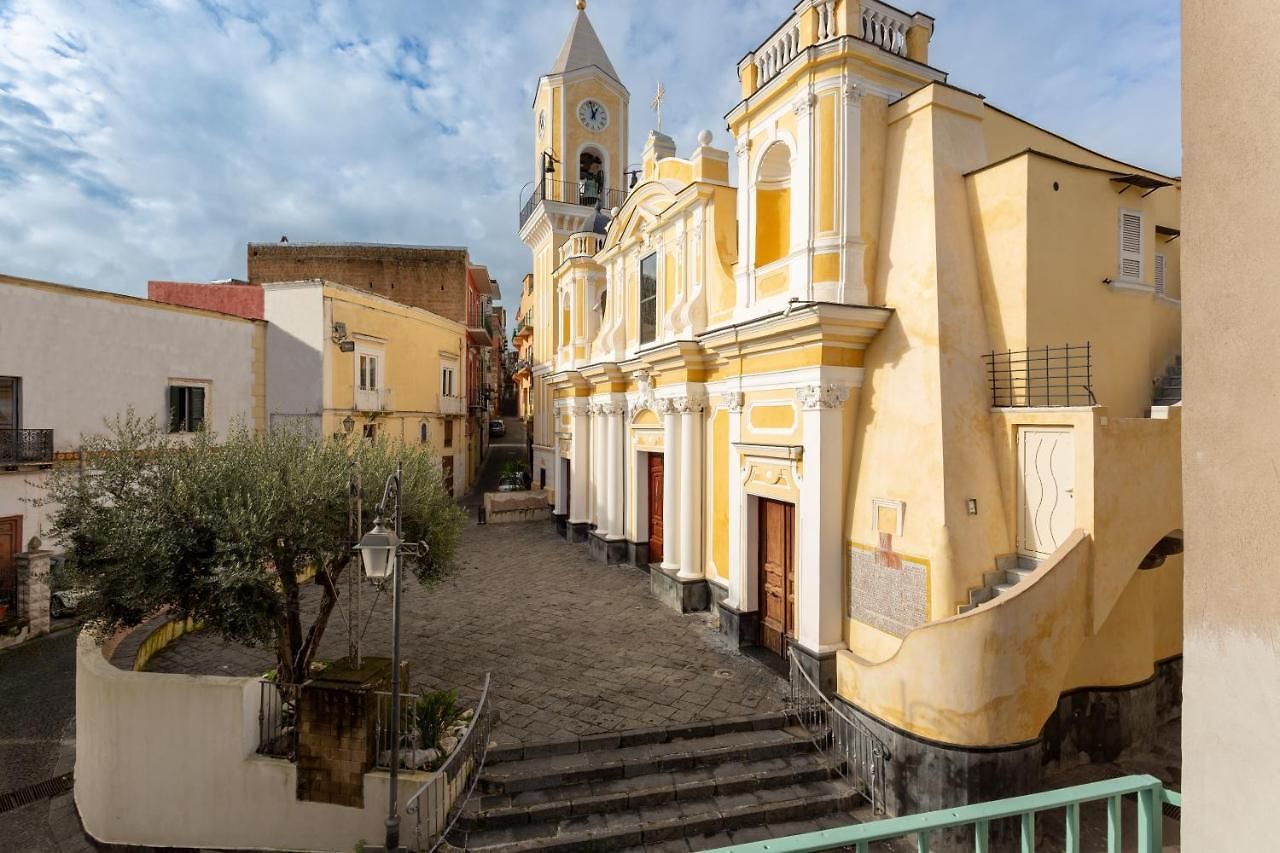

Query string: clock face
578 99 609 132
537 109 546 139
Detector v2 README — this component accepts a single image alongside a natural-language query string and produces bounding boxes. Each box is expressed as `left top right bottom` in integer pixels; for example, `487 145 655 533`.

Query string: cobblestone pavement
0 628 77 796
146 521 786 742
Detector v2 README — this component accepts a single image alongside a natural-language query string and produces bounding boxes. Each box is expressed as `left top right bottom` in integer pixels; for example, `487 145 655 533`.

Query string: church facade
519 0 1183 813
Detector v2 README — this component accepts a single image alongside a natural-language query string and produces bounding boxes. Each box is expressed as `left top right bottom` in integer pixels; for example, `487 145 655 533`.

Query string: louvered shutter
1154 253 1166 295
1119 211 1143 280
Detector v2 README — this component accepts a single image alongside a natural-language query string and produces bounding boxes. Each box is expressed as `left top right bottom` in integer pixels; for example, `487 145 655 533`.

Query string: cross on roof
651 82 666 132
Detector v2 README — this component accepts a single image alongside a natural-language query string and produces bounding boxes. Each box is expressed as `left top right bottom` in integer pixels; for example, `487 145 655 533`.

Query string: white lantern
356 519 400 581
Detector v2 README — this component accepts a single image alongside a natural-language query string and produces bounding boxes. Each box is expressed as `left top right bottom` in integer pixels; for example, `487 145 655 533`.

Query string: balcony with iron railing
0 428 55 467
985 343 1095 408
519 179 628 230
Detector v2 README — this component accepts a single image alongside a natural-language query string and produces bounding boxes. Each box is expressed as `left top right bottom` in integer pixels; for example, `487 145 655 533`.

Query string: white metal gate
1017 427 1075 558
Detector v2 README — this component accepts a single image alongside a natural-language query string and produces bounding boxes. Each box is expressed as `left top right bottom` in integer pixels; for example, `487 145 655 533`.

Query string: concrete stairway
457 712 861 851
956 554 1040 615
1152 354 1182 407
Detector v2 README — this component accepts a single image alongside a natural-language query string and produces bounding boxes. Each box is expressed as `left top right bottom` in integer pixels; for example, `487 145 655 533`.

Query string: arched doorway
580 147 604 206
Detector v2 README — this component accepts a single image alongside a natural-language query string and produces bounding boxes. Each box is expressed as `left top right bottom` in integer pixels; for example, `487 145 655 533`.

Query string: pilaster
724 392 748 609
839 80 869 305
795 383 850 658
660 398 682 573
677 394 706 580
790 91 816 302
568 399 592 535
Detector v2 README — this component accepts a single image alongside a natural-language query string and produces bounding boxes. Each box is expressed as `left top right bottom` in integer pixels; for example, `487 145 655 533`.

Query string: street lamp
355 461 427 853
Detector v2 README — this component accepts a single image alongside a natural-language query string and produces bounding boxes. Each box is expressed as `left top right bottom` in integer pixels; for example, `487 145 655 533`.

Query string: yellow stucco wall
754 188 790 268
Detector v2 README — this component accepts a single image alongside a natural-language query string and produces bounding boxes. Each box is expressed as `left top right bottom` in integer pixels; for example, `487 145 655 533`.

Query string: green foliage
415 687 465 751
498 460 526 481
41 411 464 683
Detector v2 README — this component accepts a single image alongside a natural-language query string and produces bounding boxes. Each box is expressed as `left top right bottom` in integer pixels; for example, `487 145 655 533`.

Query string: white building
0 273 264 621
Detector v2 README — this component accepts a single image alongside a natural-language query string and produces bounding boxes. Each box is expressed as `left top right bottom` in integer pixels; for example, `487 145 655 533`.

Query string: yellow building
521 1 1182 814
262 279 471 497
512 273 536 421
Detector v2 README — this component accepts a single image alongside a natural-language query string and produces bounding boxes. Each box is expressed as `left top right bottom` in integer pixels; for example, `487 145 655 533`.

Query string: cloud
0 0 1180 325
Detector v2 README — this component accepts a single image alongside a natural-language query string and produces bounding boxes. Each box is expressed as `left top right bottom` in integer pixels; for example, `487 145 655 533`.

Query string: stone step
487 711 788 765
462 753 837 832
993 582 1018 596
1003 567 1035 586
479 726 815 796
462 778 858 852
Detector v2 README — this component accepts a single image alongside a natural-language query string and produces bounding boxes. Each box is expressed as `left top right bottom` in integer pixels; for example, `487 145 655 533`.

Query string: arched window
580 148 604 206
754 142 792 269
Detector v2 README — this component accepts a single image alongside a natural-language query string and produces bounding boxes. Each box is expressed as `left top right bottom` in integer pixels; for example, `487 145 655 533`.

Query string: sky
0 0 1180 332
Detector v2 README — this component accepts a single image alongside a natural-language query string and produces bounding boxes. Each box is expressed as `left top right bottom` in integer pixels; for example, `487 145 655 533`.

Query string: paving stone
143 521 787 742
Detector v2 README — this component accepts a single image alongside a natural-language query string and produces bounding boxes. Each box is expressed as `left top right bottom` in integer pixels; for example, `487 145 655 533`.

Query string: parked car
497 475 526 492
489 419 506 438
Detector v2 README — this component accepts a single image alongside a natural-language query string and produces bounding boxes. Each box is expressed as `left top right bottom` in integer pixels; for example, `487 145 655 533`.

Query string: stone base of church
716 601 759 649
566 521 591 544
588 531 628 564
627 541 651 571
649 564 709 613
788 641 837 695
553 513 568 538
834 655 1183 851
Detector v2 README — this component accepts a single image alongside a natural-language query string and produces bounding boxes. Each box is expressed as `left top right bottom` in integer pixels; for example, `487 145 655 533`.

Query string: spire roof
549 7 622 86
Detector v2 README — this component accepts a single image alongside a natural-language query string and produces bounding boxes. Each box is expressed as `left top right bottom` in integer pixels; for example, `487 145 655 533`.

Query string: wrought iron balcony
984 343 1095 408
0 428 54 466
519 179 628 230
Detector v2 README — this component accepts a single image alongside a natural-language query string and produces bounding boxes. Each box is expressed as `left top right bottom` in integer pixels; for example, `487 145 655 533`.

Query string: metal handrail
0 428 54 465
518 180 628 229
984 342 1094 408
407 672 495 852
706 773 1179 852
786 649 890 814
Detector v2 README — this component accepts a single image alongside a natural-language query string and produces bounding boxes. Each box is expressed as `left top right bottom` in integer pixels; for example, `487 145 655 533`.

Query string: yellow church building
519 0 1182 814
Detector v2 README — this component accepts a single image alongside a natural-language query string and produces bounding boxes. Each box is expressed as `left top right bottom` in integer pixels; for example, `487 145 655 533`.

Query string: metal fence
984 343 1095 408
0 428 54 465
256 680 299 760
519 179 628 228
373 690 418 770
786 650 889 815
406 673 495 852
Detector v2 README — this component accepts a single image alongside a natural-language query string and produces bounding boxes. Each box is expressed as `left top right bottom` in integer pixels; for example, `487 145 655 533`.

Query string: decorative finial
651 82 666 132
697 129 713 147
576 0 585 9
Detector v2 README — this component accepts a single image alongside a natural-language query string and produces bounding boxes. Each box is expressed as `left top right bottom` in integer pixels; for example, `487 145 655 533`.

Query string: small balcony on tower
518 179 629 230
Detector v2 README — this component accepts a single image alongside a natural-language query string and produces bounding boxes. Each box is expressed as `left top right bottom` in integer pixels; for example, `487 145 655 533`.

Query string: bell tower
532 0 629 206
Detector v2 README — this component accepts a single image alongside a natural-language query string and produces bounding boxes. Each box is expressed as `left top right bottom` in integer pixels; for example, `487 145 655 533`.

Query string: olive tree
42 413 463 684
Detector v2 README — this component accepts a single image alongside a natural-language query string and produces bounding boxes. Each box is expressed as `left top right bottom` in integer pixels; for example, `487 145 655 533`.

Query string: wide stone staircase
956 554 1040 615
456 711 862 851
1152 354 1182 407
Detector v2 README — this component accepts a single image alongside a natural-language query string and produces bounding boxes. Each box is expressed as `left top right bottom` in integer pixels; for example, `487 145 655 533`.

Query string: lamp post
355 461 427 853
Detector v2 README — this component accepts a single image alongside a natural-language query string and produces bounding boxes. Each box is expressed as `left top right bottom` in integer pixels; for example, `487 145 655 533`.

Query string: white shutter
1154 253 1166 295
1119 210 1143 280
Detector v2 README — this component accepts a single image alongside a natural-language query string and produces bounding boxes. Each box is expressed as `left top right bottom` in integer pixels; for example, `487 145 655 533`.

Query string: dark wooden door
647 454 664 563
757 499 794 657
0 515 21 617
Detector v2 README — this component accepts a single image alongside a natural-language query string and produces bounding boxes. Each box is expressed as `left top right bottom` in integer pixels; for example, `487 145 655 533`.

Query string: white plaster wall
0 468 50 545
75 633 439 852
262 282 326 431
0 281 260 449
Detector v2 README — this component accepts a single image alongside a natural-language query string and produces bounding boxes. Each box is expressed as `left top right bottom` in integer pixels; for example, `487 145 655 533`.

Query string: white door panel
1017 428 1076 558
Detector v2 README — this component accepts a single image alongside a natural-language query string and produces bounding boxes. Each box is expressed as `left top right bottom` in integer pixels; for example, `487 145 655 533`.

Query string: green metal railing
708 774 1179 853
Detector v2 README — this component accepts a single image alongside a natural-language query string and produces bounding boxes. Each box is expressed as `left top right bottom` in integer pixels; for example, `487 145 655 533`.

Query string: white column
591 404 605 529
840 81 867 305
677 395 705 580
795 383 850 654
733 134 753 318
790 91 815 302
724 392 747 609
569 400 591 525
553 404 567 515
660 399 681 573
605 403 623 538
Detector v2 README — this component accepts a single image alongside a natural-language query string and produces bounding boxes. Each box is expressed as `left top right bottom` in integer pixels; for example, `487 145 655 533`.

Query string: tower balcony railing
519 179 628 230
558 232 607 266
0 428 55 466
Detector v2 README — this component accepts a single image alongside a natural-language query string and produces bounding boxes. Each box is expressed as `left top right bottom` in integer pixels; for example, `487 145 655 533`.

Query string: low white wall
75 633 439 852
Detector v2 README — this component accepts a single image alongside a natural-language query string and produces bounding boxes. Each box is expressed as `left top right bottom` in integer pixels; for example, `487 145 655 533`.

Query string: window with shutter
1119 210 1144 280
1154 253 1167 296
167 384 208 433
